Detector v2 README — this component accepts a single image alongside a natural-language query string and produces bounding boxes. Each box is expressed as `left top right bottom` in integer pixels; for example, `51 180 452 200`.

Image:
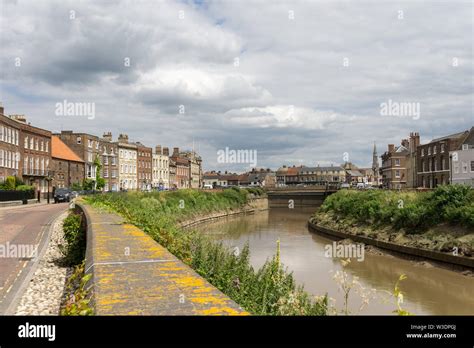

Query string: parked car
340 183 350 189
203 184 213 189
70 191 79 199
54 188 71 203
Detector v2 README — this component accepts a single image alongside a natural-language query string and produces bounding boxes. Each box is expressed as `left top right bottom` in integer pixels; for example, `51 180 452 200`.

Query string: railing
0 189 35 202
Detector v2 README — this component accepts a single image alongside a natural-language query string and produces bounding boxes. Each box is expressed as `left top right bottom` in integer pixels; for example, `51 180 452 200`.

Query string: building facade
170 147 190 189
450 127 474 187
117 134 137 190
381 143 409 189
0 108 21 182
55 131 100 185
136 142 152 191
180 150 202 189
298 166 346 184
417 130 469 188
51 136 85 189
152 145 170 189
99 132 119 192
15 115 52 193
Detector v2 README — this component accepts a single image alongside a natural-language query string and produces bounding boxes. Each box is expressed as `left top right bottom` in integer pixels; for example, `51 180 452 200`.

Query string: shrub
60 212 86 266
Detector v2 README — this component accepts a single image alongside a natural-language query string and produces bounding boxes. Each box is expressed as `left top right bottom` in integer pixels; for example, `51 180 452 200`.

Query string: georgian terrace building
152 145 170 189
135 142 153 191
0 107 52 194
417 130 470 188
100 132 119 192
117 134 137 190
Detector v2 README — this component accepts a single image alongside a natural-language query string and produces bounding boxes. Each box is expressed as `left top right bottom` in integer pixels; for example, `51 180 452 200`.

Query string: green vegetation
86 188 327 315
61 261 93 316
319 185 474 231
0 175 34 191
60 211 87 266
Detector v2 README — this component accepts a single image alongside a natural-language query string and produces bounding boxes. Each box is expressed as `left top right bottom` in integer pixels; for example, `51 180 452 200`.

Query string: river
193 207 474 315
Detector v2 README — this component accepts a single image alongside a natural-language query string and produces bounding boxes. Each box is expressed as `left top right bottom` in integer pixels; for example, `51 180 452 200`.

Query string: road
0 202 68 314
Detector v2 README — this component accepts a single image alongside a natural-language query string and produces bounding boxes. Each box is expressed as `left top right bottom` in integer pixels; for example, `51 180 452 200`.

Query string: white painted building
152 145 169 189
118 134 137 190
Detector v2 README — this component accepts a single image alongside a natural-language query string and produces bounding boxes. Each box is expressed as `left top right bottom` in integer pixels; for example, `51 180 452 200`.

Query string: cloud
0 0 472 171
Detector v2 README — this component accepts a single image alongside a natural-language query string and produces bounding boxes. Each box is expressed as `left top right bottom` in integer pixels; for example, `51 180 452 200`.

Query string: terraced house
0 106 21 182
55 131 100 184
135 142 152 191
152 145 170 189
117 134 137 190
100 132 119 192
417 130 470 188
14 115 52 194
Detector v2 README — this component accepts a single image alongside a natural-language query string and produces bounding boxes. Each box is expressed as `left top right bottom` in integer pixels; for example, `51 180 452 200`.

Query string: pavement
82 203 248 315
0 202 68 314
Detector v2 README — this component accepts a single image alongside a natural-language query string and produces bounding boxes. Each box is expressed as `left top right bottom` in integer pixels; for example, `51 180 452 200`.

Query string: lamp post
45 171 54 204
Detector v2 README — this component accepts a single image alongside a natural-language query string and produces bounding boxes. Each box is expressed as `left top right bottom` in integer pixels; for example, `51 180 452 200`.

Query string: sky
0 0 472 172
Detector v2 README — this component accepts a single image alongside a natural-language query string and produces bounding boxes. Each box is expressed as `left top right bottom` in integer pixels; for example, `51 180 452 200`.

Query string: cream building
152 145 169 189
117 134 137 190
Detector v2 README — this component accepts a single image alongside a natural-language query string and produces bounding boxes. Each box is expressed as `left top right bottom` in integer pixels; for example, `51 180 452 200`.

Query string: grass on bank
85 187 328 316
312 185 474 256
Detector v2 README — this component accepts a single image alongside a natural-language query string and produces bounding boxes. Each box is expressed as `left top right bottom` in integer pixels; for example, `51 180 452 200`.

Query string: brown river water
193 207 474 315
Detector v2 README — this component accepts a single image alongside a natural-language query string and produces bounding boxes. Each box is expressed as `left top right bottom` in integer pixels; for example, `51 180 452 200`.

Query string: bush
60 212 86 266
319 184 474 230
15 185 34 192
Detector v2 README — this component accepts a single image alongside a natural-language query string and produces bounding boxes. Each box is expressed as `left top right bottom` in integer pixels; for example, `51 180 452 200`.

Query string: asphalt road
0 202 68 314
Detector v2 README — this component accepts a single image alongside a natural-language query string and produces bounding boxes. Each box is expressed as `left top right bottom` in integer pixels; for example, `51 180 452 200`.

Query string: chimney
173 147 179 156
163 147 169 156
118 134 129 143
103 132 112 141
401 139 409 148
0 102 4 115
388 144 395 152
9 114 27 124
155 145 162 155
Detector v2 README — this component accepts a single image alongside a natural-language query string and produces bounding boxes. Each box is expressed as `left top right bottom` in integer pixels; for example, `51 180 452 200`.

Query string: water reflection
194 207 474 315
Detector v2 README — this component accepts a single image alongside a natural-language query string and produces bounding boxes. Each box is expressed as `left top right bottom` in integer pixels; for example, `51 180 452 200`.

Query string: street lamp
45 170 54 204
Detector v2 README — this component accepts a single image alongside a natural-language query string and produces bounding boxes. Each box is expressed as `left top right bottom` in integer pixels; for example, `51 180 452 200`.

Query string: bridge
266 186 338 207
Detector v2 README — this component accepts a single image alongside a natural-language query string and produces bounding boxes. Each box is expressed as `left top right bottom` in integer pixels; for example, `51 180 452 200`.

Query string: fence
0 189 35 202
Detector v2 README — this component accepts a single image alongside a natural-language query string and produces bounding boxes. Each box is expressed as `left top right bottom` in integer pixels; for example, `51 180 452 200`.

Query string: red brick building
135 142 152 191
51 136 85 189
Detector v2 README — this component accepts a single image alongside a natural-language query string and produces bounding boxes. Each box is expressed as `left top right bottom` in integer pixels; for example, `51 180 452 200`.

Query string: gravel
15 211 72 315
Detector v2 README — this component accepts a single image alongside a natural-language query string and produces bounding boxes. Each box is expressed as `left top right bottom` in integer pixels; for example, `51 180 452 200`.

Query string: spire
372 141 379 177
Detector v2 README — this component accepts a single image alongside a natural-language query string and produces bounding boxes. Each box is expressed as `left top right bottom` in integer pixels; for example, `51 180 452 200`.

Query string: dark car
54 188 71 203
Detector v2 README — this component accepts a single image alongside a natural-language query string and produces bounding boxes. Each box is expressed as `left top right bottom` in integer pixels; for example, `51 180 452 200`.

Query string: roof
51 136 84 162
430 130 468 143
346 170 363 176
298 166 344 173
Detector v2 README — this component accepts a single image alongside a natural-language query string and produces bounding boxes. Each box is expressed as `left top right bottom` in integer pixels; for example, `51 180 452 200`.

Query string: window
471 161 474 172
45 141 49 153
395 158 400 166
428 147 431 155
30 137 34 149
0 126 3 142
40 141 44 152
111 157 116 165
421 148 424 157
35 140 39 151
24 136 28 148
103 168 109 177
462 144 469 150
433 146 437 154
440 144 445 153
104 156 108 165
395 170 400 178
77 136 82 144
88 139 92 148
462 162 468 173
0 149 3 167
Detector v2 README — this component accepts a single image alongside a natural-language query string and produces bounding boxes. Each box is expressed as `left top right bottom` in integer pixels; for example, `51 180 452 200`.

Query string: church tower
372 142 379 181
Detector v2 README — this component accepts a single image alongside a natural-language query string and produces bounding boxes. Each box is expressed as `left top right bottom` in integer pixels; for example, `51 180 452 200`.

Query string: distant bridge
266 186 338 207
